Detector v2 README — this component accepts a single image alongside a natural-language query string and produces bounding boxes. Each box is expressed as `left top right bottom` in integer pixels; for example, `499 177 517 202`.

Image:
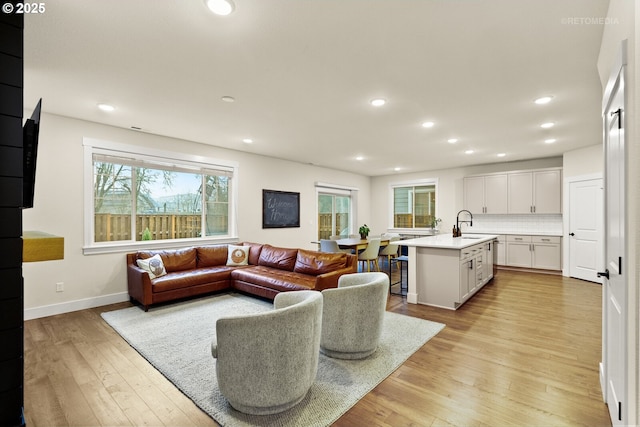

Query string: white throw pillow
136 254 167 279
227 245 249 266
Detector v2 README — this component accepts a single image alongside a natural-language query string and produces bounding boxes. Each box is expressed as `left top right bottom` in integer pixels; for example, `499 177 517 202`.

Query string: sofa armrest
314 266 357 291
127 262 153 311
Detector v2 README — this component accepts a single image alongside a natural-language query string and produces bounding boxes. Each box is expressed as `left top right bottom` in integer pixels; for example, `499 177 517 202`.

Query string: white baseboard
24 292 130 321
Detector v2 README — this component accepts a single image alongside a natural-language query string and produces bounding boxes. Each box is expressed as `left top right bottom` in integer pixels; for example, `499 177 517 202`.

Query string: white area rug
101 293 444 427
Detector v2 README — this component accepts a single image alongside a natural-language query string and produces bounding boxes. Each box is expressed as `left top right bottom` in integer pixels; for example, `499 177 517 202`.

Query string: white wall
369 157 562 235
22 113 370 318
562 144 603 178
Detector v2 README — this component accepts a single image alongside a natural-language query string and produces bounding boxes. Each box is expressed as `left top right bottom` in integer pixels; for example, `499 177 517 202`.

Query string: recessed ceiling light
242 138 253 144
356 156 364 161
422 121 435 128
205 0 234 15
544 138 557 144
97 103 115 112
221 96 235 103
540 122 555 129
394 167 401 172
465 149 474 154
534 96 553 105
447 138 458 144
497 153 506 157
370 98 386 107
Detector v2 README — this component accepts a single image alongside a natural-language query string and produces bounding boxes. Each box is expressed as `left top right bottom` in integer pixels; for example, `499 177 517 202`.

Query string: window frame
388 178 438 231
83 138 239 254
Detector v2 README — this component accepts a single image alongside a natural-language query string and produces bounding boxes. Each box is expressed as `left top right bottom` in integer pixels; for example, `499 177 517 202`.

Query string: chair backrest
329 235 342 241
379 236 401 256
358 238 381 259
320 239 340 253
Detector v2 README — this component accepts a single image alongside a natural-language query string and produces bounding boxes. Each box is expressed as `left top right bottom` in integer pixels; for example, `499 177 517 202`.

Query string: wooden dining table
335 237 390 252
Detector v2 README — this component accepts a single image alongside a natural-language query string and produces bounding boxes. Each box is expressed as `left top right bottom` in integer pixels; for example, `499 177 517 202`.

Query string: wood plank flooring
24 270 611 426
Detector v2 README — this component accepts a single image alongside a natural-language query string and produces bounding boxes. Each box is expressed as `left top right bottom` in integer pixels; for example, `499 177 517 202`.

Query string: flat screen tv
22 98 42 209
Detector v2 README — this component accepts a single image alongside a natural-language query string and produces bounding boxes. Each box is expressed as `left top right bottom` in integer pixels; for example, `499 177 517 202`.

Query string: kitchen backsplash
464 214 563 235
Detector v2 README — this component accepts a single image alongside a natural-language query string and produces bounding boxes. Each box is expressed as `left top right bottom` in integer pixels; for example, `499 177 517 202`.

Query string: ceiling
23 0 610 177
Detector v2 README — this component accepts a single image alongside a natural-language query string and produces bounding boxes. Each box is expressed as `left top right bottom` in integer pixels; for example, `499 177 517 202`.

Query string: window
391 181 436 229
315 183 357 240
318 193 351 239
84 139 237 253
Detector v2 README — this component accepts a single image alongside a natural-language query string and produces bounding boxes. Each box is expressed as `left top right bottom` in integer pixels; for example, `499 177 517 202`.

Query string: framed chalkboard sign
262 190 300 228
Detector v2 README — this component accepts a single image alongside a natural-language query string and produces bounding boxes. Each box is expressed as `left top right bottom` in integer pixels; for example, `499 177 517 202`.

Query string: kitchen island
401 234 499 309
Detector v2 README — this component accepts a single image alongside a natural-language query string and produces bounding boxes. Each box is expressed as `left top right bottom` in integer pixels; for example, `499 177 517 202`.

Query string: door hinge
618 401 622 421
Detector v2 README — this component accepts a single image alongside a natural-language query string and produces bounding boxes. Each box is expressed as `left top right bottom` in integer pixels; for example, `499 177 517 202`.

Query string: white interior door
602 59 626 427
568 178 603 282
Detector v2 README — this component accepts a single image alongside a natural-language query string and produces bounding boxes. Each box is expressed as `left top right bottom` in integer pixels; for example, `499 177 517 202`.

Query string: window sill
82 236 240 255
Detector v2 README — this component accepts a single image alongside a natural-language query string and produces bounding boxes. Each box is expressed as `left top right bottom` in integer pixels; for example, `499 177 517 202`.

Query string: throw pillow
136 254 167 279
227 245 249 266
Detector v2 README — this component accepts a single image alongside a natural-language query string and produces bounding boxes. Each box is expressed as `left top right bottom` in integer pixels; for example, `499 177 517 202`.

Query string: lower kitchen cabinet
505 235 561 270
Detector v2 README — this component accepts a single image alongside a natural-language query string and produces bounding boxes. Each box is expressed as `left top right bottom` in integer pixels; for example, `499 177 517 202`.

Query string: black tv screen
22 98 42 209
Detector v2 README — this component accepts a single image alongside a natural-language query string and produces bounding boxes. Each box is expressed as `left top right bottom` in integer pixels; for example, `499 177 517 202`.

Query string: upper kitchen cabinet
463 174 508 214
507 168 562 214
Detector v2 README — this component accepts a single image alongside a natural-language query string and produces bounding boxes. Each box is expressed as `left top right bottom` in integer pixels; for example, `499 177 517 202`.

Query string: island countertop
401 234 499 250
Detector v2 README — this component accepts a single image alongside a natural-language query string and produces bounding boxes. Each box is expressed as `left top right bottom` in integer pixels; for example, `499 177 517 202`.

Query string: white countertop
401 234 499 249
465 230 563 237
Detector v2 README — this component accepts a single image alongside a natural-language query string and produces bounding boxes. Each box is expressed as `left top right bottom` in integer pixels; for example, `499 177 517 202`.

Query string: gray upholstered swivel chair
320 272 389 359
211 291 323 415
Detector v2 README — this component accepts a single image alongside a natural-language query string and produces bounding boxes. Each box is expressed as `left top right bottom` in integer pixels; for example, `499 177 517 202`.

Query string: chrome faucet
456 209 473 233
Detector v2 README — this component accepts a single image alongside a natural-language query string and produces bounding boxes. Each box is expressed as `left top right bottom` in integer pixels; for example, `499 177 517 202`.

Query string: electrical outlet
56 282 64 292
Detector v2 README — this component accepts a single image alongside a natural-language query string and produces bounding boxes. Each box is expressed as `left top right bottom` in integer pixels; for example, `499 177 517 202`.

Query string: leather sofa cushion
294 249 347 275
258 245 298 271
197 245 228 268
152 266 235 293
241 242 264 265
138 248 197 272
231 266 315 291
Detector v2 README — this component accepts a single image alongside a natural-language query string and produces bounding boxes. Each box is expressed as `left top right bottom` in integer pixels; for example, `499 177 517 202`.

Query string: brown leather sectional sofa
126 242 357 311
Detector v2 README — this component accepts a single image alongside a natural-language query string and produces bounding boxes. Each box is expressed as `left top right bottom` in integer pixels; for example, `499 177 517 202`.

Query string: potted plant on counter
359 224 370 240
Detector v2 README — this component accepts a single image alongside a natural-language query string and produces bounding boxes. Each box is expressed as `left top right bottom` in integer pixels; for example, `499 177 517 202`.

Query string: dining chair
379 235 400 271
357 238 381 272
320 239 351 254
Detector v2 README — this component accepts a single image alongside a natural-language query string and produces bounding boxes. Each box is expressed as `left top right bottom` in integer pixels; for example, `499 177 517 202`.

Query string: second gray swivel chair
320 272 389 359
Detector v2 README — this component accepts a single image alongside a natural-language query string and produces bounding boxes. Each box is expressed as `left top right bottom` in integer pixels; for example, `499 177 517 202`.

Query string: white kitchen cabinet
495 235 506 265
463 174 508 214
507 169 562 214
531 236 562 270
483 240 494 279
505 235 561 270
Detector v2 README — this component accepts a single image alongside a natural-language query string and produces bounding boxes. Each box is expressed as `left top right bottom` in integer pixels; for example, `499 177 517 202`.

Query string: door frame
562 173 603 279
600 38 636 426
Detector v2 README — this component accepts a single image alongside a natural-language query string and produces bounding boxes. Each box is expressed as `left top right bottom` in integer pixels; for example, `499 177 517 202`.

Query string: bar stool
390 255 408 296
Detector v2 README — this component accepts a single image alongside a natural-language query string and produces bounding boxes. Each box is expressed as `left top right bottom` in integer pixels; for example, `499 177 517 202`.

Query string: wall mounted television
22 98 42 209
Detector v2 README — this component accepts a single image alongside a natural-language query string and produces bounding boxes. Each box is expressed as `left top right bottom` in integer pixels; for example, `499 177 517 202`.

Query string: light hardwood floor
24 270 611 426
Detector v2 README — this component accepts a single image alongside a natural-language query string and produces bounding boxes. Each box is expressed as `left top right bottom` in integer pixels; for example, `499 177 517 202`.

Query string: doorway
567 177 603 283
317 192 351 240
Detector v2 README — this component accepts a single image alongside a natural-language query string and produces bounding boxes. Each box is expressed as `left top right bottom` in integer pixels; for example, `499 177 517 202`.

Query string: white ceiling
23 0 610 177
